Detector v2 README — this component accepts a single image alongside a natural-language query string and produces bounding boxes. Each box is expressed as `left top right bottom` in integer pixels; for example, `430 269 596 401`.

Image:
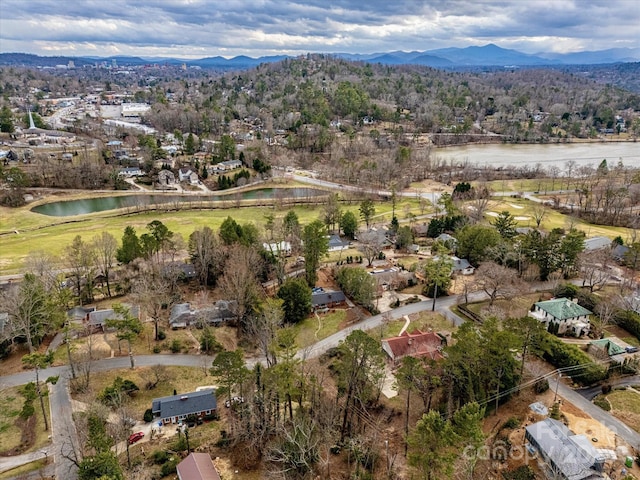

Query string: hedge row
615 311 640 341
542 333 607 386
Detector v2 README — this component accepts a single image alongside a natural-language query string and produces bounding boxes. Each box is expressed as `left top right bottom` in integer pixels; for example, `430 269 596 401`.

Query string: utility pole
553 372 561 404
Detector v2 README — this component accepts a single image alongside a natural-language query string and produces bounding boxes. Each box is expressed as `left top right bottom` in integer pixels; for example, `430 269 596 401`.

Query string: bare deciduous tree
474 262 526 307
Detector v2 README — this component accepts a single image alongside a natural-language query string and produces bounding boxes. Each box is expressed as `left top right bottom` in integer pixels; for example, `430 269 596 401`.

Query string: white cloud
0 0 638 58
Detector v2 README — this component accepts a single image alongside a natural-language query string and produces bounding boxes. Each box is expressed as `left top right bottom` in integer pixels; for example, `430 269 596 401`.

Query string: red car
128 432 144 445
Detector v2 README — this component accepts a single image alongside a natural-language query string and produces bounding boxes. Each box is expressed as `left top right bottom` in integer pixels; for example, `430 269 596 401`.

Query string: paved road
1 284 638 476
578 375 640 401
553 376 640 450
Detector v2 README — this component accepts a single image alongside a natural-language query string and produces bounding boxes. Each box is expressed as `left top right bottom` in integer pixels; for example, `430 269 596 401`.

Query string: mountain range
1 44 639 70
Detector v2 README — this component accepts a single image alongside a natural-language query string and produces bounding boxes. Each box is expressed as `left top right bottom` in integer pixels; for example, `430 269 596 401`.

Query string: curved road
2 288 640 477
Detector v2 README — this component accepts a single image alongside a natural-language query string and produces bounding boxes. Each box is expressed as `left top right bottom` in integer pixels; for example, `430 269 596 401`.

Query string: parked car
626 346 639 353
224 396 245 408
128 432 144 444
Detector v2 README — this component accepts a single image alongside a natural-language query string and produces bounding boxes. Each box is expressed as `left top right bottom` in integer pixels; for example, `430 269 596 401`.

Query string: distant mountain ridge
1 44 639 69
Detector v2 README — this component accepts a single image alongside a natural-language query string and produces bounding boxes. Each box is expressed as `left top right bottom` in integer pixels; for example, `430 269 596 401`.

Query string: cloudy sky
0 0 638 59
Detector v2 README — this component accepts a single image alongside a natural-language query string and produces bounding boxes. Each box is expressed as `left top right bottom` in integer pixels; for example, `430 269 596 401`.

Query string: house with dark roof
612 244 630 263
382 329 446 365
177 453 221 480
327 235 350 251
529 298 592 337
170 303 193 329
311 289 347 311
87 305 139 331
525 418 605 480
198 300 236 325
151 389 217 425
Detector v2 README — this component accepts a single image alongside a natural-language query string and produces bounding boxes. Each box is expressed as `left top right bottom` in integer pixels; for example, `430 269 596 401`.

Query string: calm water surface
434 142 639 170
32 188 326 217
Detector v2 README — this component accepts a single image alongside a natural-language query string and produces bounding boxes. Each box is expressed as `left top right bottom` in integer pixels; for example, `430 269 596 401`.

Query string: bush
157 330 166 341
151 450 169 465
143 409 154 423
170 339 182 353
616 311 640 341
502 417 520 430
160 457 178 476
542 333 607 385
20 402 35 420
503 465 536 480
152 345 162 354
534 378 549 394
593 395 611 411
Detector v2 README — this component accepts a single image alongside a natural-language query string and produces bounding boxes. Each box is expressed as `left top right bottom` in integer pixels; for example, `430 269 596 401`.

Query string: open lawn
377 311 455 339
294 309 348 348
604 325 640 347
607 389 640 433
0 188 422 274
464 293 544 321
0 385 51 456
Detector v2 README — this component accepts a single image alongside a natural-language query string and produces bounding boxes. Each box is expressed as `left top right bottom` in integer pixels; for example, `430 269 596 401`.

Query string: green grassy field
0 385 51 455
294 310 348 348
607 389 640 433
0 188 424 274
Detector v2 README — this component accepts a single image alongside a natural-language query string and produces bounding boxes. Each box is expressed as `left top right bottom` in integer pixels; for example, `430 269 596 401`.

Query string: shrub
152 345 161 354
542 333 607 385
143 409 154 423
534 378 549 394
502 417 520 430
170 339 182 353
157 330 166 341
151 450 169 465
160 457 178 476
593 395 611 411
616 311 640 341
20 402 35 420
503 465 536 480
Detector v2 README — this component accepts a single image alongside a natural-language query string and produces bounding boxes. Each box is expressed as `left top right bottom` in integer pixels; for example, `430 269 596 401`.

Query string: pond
31 187 327 217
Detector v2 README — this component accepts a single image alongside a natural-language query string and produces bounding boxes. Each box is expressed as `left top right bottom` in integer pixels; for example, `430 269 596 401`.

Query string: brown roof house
177 453 221 480
381 328 447 365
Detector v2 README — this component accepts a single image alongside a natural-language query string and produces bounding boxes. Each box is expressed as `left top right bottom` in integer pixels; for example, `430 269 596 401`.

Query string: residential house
327 235 350 252
381 329 447 365
178 167 199 185
588 339 626 363
311 289 347 311
612 244 630 263
198 300 236 326
525 418 605 480
157 169 176 187
211 160 242 173
170 303 193 329
67 306 95 323
151 389 217 425
583 236 611 252
117 166 143 177
451 256 474 275
87 305 140 331
263 241 292 257
529 298 592 336
177 453 221 480
435 233 457 250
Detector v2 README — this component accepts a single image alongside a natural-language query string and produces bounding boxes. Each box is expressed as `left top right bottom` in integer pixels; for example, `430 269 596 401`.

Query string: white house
529 298 592 337
178 167 199 185
263 241 292 257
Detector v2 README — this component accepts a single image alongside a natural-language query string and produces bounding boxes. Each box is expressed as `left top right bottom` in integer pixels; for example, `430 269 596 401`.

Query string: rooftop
534 298 592 320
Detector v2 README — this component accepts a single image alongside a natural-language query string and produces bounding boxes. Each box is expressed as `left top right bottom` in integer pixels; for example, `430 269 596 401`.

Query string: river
433 142 639 170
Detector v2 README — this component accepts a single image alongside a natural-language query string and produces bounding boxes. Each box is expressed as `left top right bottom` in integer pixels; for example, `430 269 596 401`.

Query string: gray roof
452 257 473 271
525 418 603 480
584 236 610 251
328 235 349 248
152 389 217 420
88 305 139 327
312 290 346 307
612 244 630 261
67 306 95 321
170 303 193 326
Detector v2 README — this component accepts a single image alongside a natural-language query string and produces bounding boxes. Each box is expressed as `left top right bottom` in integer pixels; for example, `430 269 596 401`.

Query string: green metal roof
589 338 626 356
534 298 592 320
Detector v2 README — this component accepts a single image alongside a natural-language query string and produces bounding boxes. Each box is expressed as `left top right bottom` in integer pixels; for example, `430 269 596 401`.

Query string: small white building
263 241 292 257
178 167 199 185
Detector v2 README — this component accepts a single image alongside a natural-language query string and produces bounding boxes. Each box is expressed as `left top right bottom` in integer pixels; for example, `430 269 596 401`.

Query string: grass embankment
294 310 348 348
0 459 49 479
606 389 640 433
377 311 454 339
0 385 51 455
